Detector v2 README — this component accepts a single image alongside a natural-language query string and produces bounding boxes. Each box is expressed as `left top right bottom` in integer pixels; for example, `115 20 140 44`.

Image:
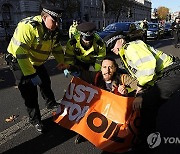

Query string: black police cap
41 3 64 18
77 22 96 33
103 30 126 51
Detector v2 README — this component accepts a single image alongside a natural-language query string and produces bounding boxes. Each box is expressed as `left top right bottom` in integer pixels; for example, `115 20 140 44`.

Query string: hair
41 10 49 17
101 56 118 69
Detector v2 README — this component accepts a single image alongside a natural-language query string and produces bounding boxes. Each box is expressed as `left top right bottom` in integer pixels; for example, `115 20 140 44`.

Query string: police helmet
103 30 126 52
41 3 64 21
77 22 96 41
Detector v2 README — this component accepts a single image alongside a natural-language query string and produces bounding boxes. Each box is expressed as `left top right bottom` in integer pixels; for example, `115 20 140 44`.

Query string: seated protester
65 56 140 144
71 57 138 96
65 22 106 71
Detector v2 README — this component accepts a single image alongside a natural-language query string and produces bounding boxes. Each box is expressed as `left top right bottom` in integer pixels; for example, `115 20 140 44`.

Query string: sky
151 0 180 13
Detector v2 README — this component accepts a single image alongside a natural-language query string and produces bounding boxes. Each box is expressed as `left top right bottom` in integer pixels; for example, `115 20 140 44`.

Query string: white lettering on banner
65 83 98 103
59 100 89 122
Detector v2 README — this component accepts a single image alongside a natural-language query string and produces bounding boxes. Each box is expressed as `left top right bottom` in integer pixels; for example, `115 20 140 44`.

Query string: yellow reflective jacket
69 24 78 38
119 40 173 86
65 33 106 71
7 15 64 76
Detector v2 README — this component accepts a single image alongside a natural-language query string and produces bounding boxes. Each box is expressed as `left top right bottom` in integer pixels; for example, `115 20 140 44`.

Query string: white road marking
0 107 57 146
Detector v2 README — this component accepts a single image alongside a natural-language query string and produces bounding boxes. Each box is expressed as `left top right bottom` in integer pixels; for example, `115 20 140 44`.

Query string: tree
103 0 133 22
157 6 169 20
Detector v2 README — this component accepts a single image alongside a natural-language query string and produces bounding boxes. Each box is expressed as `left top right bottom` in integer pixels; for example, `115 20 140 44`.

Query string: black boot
46 101 60 109
74 134 87 144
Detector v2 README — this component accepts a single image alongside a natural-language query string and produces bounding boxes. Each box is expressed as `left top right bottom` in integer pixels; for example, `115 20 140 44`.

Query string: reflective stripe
12 37 50 55
31 47 50 55
134 55 154 66
12 37 30 50
136 68 154 77
29 54 46 62
149 46 158 54
159 53 168 61
16 53 46 62
16 54 28 59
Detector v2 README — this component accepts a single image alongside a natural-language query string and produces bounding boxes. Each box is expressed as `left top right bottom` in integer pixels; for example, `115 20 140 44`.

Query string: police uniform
69 20 79 39
171 16 180 48
65 22 106 71
105 31 180 147
7 4 64 132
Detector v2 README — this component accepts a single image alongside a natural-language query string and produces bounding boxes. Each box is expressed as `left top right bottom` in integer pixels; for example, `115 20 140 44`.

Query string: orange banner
53 77 140 153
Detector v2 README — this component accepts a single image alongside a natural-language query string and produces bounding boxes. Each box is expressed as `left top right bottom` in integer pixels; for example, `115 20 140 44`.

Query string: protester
65 22 106 71
6 3 66 133
171 16 180 48
104 30 180 151
65 56 139 144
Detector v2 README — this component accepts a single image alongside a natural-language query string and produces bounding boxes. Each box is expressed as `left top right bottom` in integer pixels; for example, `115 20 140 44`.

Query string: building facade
0 0 151 37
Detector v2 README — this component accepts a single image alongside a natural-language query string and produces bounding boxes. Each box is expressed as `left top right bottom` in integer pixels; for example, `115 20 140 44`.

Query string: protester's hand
118 85 128 96
133 96 143 110
56 63 70 70
31 75 42 86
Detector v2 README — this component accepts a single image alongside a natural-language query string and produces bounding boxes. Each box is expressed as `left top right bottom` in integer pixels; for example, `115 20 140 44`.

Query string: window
2 4 11 21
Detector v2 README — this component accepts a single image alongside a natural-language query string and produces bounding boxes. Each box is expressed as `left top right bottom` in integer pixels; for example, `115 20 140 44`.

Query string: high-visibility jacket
118 40 173 86
69 24 78 38
65 33 106 71
7 15 64 76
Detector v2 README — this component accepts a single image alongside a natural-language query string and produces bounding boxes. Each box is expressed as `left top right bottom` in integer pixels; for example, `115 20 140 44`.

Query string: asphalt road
0 36 180 154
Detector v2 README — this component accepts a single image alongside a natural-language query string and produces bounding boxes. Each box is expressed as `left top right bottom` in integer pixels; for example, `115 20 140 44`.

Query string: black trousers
12 64 55 124
140 60 180 141
172 31 180 46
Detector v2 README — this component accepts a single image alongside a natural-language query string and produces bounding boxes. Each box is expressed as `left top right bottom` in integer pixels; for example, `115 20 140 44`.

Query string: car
164 23 172 36
97 22 146 43
147 23 164 39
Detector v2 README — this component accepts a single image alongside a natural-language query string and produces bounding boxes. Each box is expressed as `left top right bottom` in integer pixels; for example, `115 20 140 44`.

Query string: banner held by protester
53 77 140 153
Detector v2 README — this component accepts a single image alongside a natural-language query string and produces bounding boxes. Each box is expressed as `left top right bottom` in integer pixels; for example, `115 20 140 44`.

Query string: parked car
164 23 172 36
97 22 147 43
147 23 164 39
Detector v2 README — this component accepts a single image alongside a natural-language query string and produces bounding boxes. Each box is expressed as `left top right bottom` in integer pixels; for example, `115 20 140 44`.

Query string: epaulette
69 38 77 46
96 39 104 47
29 21 40 28
123 43 129 50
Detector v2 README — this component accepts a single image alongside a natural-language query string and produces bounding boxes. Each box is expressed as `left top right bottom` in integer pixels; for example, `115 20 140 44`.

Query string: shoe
33 123 44 133
46 101 60 109
74 134 87 144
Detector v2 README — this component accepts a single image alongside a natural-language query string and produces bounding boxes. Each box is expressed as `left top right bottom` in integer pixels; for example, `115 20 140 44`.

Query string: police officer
104 31 180 151
7 3 65 133
68 19 79 39
65 22 106 71
171 16 180 48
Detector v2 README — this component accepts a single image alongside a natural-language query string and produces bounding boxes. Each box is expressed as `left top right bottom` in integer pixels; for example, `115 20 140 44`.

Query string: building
0 0 151 37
